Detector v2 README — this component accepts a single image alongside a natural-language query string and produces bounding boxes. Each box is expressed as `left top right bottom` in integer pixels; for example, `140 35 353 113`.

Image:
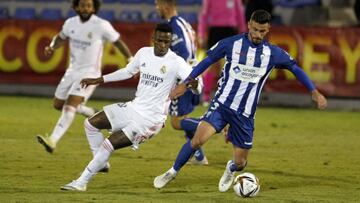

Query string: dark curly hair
72 0 101 14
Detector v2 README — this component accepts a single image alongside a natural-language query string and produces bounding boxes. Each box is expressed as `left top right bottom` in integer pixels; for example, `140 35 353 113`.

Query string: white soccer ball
233 172 260 198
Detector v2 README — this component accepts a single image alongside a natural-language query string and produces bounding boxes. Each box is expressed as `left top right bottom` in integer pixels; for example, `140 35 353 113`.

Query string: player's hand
170 83 187 99
311 90 327 110
80 77 104 88
187 77 198 91
44 46 54 56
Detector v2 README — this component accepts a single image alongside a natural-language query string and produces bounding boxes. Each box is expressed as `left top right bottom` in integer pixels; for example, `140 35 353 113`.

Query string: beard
78 12 92 22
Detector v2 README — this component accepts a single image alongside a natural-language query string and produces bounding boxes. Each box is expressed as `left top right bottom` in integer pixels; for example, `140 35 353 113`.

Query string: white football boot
153 168 177 189
218 160 235 192
61 180 87 192
187 156 209 165
36 134 56 153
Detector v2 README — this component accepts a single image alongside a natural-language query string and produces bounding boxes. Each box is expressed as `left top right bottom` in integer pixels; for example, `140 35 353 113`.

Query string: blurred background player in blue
198 0 247 106
155 0 208 165
36 0 132 154
154 10 327 191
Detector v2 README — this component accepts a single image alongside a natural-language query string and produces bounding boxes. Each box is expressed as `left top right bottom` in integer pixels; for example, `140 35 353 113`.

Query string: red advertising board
1 19 360 97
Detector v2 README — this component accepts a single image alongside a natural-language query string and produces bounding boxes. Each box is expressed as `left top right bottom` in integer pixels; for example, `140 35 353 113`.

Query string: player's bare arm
311 89 327 110
44 34 67 56
80 77 104 88
113 39 133 62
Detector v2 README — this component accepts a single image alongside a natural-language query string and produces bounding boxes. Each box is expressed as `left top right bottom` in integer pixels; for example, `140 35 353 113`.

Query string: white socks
77 139 114 185
84 119 104 157
49 105 76 144
77 104 96 117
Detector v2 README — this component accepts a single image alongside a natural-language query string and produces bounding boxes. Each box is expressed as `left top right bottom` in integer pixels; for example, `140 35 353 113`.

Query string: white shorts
103 102 164 150
54 71 98 101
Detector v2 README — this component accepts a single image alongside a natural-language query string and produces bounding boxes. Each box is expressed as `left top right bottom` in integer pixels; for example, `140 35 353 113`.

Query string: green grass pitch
0 95 359 202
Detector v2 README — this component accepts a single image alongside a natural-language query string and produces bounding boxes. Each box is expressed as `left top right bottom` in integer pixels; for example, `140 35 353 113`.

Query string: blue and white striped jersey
209 33 296 119
169 16 197 65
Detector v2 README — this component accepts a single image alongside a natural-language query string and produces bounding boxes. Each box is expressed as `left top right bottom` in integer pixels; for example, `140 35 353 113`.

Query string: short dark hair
72 0 101 14
155 23 173 34
250 10 271 24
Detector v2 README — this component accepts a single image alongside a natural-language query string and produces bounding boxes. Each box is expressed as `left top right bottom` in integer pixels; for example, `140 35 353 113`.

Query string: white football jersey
104 47 193 123
59 15 120 75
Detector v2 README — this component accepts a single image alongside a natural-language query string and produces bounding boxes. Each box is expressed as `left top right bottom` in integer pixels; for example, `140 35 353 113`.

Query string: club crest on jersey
160 66 167 74
87 32 92 39
233 66 241 74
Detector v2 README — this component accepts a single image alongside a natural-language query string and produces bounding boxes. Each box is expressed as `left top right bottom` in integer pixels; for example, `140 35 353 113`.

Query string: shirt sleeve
273 46 315 91
59 19 70 39
176 57 192 81
273 46 297 68
206 39 227 62
103 48 141 82
101 21 120 43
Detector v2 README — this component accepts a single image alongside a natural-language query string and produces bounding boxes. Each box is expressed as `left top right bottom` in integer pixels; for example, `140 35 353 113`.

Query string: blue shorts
202 102 254 149
170 89 200 116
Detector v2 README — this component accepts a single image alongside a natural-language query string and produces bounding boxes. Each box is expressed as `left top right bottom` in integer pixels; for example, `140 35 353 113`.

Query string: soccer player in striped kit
154 10 327 191
156 0 208 165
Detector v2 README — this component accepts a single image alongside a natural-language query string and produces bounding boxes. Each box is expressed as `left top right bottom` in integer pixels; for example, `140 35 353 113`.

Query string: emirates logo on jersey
87 32 92 39
160 66 167 74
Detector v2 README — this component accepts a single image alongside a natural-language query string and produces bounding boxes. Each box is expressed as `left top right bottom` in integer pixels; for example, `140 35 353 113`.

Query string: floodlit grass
0 95 359 202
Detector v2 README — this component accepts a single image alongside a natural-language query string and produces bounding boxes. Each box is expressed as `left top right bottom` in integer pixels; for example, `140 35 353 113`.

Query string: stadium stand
147 10 163 23
0 7 9 19
40 8 63 20
119 10 143 23
14 7 36 20
98 9 116 21
179 11 198 24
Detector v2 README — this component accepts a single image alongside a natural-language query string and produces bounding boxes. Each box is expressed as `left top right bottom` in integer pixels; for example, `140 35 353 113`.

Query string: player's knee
170 117 182 130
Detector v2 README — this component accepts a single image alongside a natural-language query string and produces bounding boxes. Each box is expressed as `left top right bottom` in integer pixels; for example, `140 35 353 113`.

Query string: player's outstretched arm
311 89 327 110
44 34 66 56
80 77 104 88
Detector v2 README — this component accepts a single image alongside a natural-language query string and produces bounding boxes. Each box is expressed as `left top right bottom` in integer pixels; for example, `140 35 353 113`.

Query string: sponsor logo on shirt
140 72 164 87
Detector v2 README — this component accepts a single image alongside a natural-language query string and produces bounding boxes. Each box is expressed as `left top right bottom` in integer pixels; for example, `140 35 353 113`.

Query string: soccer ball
233 172 260 198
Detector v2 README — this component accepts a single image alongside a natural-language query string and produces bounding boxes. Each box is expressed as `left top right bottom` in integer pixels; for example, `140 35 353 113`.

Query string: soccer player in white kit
36 0 132 154
60 23 201 191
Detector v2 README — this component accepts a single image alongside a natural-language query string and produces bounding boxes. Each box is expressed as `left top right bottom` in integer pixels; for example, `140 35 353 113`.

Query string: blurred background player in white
155 0 208 165
154 10 327 191
198 0 247 106
60 23 201 191
36 0 132 154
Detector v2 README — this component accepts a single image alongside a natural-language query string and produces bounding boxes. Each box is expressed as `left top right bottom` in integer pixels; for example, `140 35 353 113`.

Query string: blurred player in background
154 10 327 191
156 0 208 165
36 0 132 154
198 0 247 106
60 23 201 191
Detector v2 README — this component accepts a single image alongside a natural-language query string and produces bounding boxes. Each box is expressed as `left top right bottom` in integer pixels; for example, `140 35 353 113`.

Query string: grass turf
0 95 359 202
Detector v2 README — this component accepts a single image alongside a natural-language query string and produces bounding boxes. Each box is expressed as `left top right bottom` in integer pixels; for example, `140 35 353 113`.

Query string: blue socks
182 118 205 161
173 140 196 171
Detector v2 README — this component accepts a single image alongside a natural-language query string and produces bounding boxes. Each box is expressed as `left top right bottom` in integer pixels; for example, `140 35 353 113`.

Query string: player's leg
76 84 98 117
218 113 254 192
61 130 132 191
170 91 207 164
36 95 83 153
154 121 217 189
